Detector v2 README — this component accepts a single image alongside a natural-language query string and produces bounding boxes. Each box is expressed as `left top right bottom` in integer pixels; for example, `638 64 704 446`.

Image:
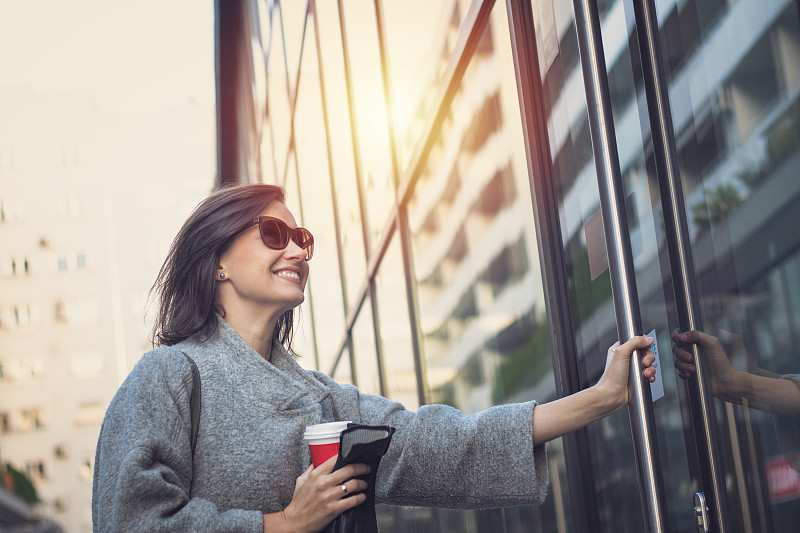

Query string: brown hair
149 183 296 348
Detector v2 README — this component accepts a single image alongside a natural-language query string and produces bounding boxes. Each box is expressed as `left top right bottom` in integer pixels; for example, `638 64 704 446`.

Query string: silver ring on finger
340 483 348 496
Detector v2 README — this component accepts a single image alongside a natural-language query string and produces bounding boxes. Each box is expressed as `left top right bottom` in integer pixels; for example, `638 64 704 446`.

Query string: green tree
3 463 40 504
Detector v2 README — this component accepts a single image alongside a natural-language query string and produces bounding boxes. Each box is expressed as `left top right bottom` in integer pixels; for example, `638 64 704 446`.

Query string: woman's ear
216 266 227 281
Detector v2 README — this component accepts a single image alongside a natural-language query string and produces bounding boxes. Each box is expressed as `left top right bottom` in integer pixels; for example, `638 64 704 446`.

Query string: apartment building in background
0 88 213 533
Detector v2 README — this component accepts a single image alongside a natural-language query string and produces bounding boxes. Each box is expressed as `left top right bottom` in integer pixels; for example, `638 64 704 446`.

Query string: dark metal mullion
373 0 428 407
571 0 667 531
630 0 730 530
308 0 356 379
327 0 494 377
504 1 599 530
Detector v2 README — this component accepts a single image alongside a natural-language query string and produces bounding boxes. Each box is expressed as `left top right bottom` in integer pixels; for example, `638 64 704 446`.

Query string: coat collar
182 317 331 409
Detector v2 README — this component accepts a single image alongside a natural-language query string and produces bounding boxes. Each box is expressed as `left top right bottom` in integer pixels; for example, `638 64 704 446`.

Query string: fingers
305 458 371 497
619 335 656 354
671 329 716 347
338 478 369 497
670 331 698 380
641 351 656 383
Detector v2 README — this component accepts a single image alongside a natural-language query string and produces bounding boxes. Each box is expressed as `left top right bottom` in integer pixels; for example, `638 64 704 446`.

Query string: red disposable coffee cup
304 421 351 468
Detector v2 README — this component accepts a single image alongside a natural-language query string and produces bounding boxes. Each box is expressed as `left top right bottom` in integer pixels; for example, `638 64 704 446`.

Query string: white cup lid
303 421 352 440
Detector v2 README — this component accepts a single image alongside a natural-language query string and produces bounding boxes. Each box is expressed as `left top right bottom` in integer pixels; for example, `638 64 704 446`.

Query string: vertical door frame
504 1 601 530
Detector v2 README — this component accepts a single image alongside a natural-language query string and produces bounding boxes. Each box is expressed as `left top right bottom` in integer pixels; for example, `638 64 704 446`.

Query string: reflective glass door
528 0 800 530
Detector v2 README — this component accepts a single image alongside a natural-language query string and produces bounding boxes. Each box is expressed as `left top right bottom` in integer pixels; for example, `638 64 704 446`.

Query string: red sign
766 455 800 503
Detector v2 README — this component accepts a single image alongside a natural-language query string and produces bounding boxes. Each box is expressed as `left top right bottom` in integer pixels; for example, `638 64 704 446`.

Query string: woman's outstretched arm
532 336 656 446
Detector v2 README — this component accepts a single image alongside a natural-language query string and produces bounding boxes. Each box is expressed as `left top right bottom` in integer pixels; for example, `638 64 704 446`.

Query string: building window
1 357 45 382
61 297 100 326
0 412 9 433
4 304 38 329
76 402 105 427
0 199 26 222
56 193 81 218
79 457 94 481
25 461 46 481
54 251 91 271
54 300 66 323
68 352 104 379
18 408 44 431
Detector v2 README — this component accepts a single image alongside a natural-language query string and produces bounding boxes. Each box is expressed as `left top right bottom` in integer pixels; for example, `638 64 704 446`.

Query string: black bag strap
181 352 201 457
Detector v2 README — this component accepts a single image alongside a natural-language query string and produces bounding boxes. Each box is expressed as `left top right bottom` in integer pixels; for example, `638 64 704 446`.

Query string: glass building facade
216 0 800 531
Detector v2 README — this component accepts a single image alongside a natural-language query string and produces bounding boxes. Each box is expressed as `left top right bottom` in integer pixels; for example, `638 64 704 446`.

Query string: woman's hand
266 456 370 533
532 335 656 445
596 335 657 413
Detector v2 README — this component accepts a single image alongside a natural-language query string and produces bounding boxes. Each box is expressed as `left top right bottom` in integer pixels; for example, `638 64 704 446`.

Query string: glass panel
659 0 800 529
399 2 565 531
341 0 394 250
332 346 353 386
313 0 367 309
294 14 346 374
277 1 307 77
374 234 419 409
266 2 292 182
539 0 696 529
352 302 380 396
382 0 472 169
282 161 317 365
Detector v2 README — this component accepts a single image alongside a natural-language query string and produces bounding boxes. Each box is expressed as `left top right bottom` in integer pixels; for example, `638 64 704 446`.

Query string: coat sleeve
92 350 263 533
311 371 549 509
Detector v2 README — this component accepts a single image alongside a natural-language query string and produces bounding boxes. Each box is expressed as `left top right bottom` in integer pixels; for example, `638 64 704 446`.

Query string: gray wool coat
92 318 548 532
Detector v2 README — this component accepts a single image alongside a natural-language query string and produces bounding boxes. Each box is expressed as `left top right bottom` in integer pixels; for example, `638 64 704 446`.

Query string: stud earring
219 273 226 279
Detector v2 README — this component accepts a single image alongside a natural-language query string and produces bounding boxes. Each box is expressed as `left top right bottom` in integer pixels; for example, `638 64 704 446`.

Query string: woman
92 183 656 532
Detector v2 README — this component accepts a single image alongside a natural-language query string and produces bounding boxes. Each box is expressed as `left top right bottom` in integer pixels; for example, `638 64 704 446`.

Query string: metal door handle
694 492 709 532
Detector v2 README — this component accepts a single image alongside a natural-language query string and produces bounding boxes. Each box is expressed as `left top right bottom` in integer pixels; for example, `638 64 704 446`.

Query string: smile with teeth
275 270 301 281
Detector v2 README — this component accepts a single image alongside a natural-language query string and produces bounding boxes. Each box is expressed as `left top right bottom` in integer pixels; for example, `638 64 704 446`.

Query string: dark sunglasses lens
260 219 288 249
294 229 314 260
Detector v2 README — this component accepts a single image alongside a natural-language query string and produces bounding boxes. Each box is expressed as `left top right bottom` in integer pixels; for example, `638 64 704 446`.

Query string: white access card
647 328 664 402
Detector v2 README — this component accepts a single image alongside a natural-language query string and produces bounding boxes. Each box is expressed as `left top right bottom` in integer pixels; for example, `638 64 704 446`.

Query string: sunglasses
252 216 314 261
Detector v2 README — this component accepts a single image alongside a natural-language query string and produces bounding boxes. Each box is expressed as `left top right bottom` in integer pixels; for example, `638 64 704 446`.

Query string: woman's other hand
266 456 370 533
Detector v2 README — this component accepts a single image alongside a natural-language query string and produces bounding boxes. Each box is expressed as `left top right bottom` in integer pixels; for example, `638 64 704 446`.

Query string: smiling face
216 201 309 322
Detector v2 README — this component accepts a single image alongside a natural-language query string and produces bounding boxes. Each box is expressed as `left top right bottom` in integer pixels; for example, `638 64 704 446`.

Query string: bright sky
0 0 215 115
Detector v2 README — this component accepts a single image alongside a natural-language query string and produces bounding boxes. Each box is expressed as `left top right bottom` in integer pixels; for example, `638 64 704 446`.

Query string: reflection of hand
671 329 744 402
672 329 800 414
272 456 370 533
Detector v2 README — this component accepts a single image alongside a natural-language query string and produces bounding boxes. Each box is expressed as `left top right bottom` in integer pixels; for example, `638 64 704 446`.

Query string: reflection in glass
312 0 367 309
352 302 380 396
541 0 694 529
662 0 800 529
340 0 395 249
382 0 470 169
374 235 419 410
332 345 353 387
407 7 545 416
265 2 291 182
294 17 346 373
